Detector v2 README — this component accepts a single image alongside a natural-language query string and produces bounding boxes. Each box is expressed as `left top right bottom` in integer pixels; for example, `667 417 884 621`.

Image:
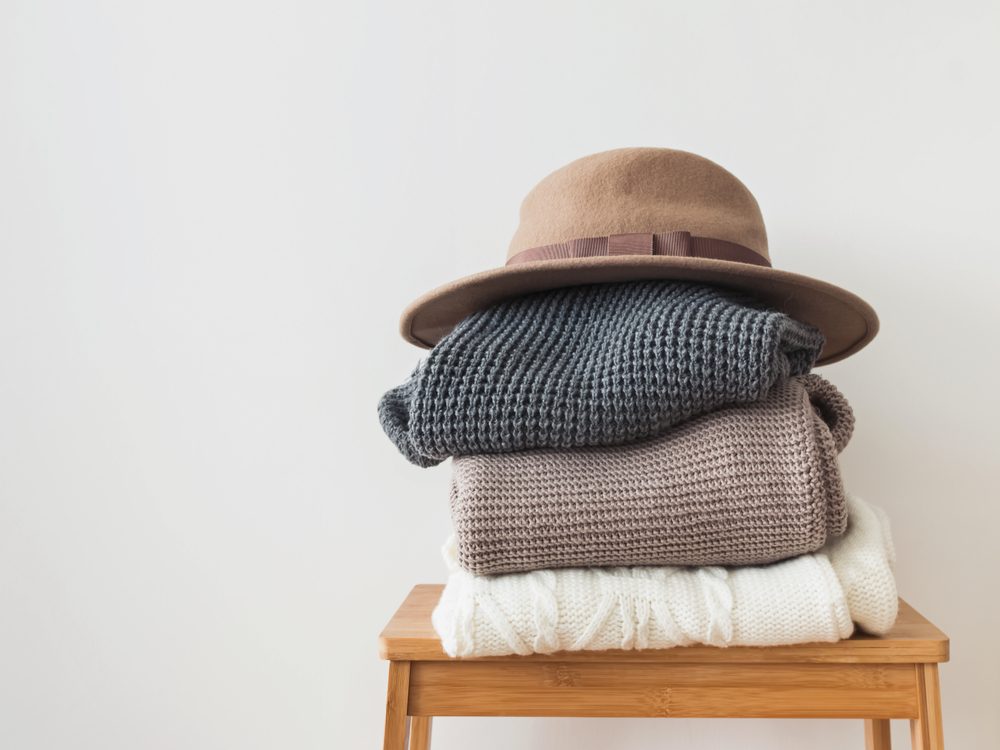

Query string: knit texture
380 281 825 467
432 494 897 657
450 374 854 574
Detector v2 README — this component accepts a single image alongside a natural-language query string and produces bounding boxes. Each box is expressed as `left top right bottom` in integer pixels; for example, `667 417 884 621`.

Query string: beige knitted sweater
450 375 854 574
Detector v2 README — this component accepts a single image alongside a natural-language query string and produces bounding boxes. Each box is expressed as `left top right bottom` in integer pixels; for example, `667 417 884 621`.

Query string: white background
1 1 997 748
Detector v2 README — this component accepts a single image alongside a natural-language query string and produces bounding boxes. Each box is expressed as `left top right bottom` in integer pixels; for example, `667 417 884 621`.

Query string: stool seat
379 584 948 750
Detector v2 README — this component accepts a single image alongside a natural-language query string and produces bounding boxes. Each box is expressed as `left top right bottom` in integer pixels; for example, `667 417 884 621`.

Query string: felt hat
400 148 878 364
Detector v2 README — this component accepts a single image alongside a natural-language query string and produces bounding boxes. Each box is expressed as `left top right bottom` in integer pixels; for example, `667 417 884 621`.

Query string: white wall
1 1 997 747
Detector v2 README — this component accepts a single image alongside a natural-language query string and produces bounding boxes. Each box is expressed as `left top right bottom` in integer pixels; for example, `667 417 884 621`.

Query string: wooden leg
866 719 892 749
910 664 944 750
383 661 411 750
408 716 432 750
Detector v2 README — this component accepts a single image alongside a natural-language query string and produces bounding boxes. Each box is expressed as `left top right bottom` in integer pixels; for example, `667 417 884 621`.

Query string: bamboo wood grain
910 664 944 750
865 718 892 749
382 661 410 750
378 585 949 664
407 661 918 718
408 716 432 750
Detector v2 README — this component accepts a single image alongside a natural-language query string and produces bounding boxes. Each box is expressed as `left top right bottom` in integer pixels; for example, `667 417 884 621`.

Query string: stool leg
865 719 891 749
910 664 944 750
409 716 432 750
383 661 411 750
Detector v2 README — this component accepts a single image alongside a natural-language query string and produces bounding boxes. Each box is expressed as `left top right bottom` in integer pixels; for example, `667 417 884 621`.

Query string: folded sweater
432 494 897 657
450 374 854 574
379 281 825 467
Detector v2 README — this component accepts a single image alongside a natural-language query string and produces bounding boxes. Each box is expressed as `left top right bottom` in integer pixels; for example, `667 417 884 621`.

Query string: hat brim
400 255 878 365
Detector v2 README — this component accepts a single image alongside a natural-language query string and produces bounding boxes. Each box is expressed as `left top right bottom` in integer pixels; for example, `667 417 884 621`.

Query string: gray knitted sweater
379 281 824 467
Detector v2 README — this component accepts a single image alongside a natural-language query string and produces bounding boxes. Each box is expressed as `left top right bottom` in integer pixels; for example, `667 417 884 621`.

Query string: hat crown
508 148 769 262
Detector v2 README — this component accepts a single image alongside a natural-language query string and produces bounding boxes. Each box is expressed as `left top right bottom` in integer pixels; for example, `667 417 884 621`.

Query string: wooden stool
379 585 948 750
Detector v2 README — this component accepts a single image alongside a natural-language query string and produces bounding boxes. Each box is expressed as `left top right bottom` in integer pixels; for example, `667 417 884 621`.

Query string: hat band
506 231 771 268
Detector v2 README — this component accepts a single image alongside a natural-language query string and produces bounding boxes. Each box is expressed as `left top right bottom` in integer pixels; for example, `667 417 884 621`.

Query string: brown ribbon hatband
506 231 770 268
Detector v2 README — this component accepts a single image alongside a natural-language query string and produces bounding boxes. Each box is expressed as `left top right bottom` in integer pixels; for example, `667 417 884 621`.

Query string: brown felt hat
401 148 878 364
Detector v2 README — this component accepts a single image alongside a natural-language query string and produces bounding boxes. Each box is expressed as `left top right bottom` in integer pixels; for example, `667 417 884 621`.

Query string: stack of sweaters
379 281 898 658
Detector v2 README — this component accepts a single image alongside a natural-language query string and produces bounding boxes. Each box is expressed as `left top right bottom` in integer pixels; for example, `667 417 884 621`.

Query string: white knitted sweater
432 494 897 657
